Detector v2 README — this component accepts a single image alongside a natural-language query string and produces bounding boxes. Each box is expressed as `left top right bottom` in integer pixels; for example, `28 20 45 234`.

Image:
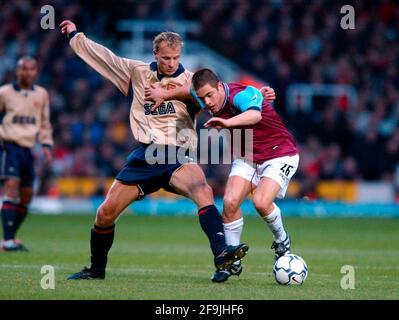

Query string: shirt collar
13 82 35 92
221 83 229 109
150 62 185 80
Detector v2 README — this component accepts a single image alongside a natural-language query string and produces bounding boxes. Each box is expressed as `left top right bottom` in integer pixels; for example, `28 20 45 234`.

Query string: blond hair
153 32 184 53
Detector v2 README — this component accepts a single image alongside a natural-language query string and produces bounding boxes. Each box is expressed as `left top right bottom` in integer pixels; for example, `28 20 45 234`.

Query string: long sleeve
0 89 4 113
38 90 53 147
0 87 6 126
70 32 142 96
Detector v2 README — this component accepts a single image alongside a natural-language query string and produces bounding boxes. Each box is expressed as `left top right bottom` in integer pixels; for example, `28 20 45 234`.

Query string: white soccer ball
273 254 308 285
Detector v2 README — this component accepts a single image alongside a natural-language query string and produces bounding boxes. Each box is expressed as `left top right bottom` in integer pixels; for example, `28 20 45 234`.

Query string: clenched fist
59 20 77 36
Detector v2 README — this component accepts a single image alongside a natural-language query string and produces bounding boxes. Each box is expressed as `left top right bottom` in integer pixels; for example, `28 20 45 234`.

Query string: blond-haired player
60 20 249 281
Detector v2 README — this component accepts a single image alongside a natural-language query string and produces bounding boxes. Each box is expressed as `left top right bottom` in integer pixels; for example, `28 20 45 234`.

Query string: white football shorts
229 154 299 198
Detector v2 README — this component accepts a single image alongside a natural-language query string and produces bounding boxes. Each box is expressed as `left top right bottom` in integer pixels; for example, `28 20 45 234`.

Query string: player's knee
190 183 214 208
252 194 274 214
96 205 117 226
4 180 20 200
223 194 241 214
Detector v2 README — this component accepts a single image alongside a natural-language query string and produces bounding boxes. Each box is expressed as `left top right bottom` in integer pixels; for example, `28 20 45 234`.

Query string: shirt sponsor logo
12 115 36 124
144 102 176 116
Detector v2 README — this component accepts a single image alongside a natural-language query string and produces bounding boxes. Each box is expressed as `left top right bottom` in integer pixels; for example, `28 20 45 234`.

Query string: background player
0 56 53 251
60 20 248 281
191 68 299 282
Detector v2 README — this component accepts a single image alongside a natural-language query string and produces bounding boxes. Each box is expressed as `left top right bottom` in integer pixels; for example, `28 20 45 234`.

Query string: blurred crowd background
0 0 398 200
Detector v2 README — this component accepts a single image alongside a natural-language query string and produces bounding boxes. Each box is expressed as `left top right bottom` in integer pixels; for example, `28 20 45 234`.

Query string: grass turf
0 214 398 300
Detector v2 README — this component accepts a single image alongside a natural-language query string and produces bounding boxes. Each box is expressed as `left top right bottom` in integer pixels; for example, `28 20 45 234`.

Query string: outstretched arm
0 90 4 113
60 20 138 96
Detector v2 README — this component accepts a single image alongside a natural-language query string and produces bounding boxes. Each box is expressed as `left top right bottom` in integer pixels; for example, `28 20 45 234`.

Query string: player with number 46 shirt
190 69 299 283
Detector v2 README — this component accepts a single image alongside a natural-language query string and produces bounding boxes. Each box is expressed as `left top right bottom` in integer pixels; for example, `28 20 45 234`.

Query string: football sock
223 218 244 266
223 218 244 246
14 204 28 234
90 224 115 273
1 200 18 241
263 203 287 243
198 205 226 256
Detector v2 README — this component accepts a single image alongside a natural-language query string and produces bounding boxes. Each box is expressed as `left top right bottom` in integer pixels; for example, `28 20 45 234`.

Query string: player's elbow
254 112 262 123
223 193 242 214
249 110 262 124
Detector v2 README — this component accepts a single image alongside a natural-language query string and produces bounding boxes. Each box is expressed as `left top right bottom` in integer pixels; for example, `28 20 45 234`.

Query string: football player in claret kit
191 68 299 282
0 56 53 251
60 20 249 281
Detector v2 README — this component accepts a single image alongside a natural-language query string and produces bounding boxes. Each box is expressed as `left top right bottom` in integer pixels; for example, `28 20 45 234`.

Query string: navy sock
1 201 17 240
14 204 28 235
198 204 227 256
90 224 115 273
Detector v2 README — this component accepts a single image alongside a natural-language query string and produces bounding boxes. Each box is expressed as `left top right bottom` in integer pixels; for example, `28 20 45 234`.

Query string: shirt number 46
280 164 294 177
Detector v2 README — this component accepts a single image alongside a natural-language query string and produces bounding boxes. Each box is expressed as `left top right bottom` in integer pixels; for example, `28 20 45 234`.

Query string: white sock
223 218 244 246
263 203 287 243
223 218 244 266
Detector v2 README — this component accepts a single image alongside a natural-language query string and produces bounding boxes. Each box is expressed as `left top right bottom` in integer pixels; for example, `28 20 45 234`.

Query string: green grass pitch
0 214 398 300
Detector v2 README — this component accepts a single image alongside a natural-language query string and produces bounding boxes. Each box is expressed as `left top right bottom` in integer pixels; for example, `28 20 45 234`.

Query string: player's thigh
229 158 256 184
19 147 35 190
252 177 281 213
169 163 214 208
0 144 21 199
223 175 252 221
96 180 141 226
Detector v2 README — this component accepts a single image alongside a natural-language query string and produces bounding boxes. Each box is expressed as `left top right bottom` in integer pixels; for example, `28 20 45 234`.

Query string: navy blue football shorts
0 141 35 188
116 143 193 199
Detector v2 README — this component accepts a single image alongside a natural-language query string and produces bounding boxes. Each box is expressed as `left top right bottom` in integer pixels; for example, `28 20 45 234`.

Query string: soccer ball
273 254 308 285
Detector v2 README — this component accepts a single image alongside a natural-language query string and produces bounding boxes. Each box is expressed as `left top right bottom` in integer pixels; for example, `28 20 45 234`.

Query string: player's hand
260 86 276 103
145 83 167 111
43 147 53 166
204 117 231 129
59 20 77 36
